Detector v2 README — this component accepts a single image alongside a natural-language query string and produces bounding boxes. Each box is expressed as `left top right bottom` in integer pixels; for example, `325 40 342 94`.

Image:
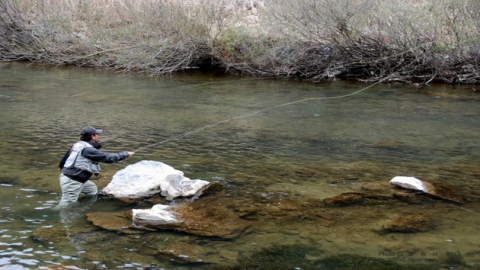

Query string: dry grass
1 0 479 83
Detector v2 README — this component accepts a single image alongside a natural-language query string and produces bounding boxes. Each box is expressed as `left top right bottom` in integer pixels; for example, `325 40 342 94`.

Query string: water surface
1 62 480 269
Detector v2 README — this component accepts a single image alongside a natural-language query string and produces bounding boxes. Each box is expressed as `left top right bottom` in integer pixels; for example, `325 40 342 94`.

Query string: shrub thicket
0 0 479 84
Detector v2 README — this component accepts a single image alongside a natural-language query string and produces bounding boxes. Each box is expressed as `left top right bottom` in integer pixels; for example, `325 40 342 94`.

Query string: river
0 62 479 269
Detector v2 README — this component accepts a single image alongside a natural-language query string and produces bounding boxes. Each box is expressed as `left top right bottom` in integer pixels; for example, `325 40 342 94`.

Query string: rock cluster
33 168 480 268
96 161 249 239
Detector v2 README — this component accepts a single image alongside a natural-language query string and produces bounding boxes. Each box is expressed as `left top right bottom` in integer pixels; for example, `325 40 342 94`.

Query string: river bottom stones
384 214 434 233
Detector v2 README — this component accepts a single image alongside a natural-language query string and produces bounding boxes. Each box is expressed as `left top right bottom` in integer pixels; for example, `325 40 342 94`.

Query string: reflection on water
1 62 480 269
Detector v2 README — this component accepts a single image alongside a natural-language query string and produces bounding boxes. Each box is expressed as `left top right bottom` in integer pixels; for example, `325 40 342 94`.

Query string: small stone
389 176 428 193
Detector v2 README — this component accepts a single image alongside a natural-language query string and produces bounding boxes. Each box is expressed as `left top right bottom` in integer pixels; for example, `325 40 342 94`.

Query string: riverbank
1 0 479 84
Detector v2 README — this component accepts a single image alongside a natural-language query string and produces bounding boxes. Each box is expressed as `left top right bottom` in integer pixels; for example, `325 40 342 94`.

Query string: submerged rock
31 227 67 244
323 192 392 206
422 182 476 203
132 200 250 239
99 160 210 201
391 190 424 204
323 192 365 206
389 176 475 203
156 242 217 264
85 211 145 234
384 214 434 233
87 198 250 238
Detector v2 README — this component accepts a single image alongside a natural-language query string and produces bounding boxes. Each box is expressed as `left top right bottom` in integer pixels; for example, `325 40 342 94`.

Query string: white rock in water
100 160 210 200
132 204 180 225
389 176 429 193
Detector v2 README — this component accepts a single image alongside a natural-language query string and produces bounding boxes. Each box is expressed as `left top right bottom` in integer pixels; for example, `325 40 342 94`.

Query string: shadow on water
0 62 480 269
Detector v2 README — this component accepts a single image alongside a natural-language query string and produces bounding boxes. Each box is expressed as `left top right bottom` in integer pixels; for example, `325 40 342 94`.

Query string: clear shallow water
1 62 480 269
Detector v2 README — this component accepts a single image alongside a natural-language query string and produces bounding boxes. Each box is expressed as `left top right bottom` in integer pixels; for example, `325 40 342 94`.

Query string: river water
0 62 480 269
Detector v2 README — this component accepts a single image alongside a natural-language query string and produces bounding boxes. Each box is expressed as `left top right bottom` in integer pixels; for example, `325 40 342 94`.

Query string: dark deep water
1 62 480 269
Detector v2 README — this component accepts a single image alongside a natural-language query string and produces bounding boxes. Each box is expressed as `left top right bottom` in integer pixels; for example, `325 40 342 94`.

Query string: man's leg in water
81 180 98 196
59 174 97 206
79 180 98 204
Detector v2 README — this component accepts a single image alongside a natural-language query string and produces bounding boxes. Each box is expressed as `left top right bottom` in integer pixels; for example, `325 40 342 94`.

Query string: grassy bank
1 0 479 84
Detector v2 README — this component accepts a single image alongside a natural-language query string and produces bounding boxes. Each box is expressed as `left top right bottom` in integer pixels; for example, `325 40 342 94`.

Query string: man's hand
127 152 135 158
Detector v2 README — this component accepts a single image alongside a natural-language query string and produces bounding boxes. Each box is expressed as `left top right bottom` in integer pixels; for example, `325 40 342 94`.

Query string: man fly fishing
58 126 134 206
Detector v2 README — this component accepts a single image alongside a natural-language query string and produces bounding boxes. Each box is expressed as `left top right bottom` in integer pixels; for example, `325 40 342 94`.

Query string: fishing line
133 76 388 154
123 73 480 218
133 40 438 154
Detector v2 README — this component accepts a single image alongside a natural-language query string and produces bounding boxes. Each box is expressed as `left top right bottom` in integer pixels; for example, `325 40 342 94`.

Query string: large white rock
100 160 210 200
389 176 429 193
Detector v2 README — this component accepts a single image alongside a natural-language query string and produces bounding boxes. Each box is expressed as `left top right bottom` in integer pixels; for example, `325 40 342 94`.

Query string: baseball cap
80 126 103 136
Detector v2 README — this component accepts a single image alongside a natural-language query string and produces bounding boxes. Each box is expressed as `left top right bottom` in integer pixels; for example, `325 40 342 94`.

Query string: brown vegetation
0 0 479 84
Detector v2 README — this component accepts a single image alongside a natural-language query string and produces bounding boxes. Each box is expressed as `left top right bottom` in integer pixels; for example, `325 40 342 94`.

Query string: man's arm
81 147 131 163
